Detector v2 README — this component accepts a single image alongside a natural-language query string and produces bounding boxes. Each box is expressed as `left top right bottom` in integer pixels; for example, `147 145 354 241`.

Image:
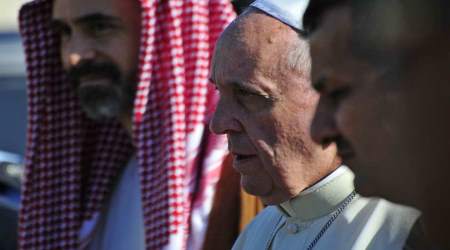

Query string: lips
78 75 112 88
232 153 258 174
67 61 120 88
235 154 254 161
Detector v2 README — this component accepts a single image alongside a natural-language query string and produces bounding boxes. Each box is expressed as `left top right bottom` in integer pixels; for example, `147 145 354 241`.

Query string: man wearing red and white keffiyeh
18 0 235 249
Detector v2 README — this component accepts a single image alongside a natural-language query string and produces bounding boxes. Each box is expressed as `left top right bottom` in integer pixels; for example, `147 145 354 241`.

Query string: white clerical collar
278 166 355 221
250 0 310 31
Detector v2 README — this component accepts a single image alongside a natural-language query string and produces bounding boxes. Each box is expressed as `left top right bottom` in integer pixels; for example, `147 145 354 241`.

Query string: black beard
77 83 124 121
66 61 137 122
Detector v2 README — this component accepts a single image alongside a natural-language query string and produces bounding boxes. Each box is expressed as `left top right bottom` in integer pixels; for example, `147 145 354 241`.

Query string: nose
62 35 97 69
209 98 242 135
310 98 339 146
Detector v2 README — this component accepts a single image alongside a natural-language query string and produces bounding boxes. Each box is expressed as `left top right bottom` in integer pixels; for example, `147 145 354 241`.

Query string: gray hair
286 34 311 80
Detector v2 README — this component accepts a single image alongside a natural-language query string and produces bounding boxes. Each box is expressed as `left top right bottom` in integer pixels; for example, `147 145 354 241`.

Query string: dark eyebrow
51 13 121 28
74 13 121 25
49 19 67 31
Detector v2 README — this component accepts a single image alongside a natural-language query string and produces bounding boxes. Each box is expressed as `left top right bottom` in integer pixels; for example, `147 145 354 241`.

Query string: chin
242 184 265 197
81 103 121 121
241 176 293 205
259 196 275 206
241 181 272 202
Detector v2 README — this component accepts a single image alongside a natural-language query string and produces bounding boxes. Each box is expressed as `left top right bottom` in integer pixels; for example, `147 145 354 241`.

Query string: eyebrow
49 19 67 31
74 13 121 25
51 13 122 28
209 76 259 92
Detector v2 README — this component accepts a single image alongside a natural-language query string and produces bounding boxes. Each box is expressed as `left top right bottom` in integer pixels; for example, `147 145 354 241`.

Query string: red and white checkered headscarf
18 0 235 249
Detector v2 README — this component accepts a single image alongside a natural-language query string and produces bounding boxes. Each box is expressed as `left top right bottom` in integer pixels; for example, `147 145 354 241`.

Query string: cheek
242 111 277 145
266 128 310 192
99 35 139 75
336 83 411 170
241 102 311 187
122 38 140 73
242 118 283 185
104 46 129 72
59 44 74 71
336 88 387 155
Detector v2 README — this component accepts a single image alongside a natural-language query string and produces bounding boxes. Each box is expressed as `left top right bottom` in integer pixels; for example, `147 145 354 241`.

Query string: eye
234 87 273 112
235 87 259 97
86 21 117 37
314 76 352 105
329 86 351 103
51 22 72 41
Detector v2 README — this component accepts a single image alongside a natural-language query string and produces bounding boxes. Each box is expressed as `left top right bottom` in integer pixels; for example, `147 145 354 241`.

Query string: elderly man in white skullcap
209 0 421 249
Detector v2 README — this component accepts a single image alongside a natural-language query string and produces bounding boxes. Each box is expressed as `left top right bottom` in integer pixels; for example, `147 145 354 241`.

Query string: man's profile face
210 12 338 205
309 5 450 207
51 0 141 121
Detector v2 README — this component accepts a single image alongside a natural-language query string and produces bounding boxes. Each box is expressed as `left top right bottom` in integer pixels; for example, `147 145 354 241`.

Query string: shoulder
346 196 421 249
240 205 282 236
232 206 283 250
354 196 420 224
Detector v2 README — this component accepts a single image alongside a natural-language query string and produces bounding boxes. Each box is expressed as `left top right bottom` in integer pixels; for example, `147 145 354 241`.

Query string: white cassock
232 166 420 250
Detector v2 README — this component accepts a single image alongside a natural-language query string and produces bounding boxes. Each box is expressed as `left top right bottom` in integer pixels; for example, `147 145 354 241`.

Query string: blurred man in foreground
18 0 234 249
210 1 420 249
304 0 450 248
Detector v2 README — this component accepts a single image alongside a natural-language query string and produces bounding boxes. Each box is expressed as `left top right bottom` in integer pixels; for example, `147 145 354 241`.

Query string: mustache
66 61 121 87
335 136 356 159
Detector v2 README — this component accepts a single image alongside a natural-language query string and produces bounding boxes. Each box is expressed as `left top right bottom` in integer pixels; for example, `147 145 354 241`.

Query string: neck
119 113 133 138
277 166 355 221
421 198 450 249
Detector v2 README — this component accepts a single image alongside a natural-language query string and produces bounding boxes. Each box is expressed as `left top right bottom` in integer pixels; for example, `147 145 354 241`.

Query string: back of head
305 0 450 62
351 0 450 64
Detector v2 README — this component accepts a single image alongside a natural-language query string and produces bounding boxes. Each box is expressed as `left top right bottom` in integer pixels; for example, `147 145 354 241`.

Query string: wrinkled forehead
210 27 255 85
52 0 140 21
212 10 300 79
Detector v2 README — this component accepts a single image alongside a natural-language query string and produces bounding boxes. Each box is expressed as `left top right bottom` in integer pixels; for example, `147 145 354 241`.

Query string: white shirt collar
278 166 356 221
